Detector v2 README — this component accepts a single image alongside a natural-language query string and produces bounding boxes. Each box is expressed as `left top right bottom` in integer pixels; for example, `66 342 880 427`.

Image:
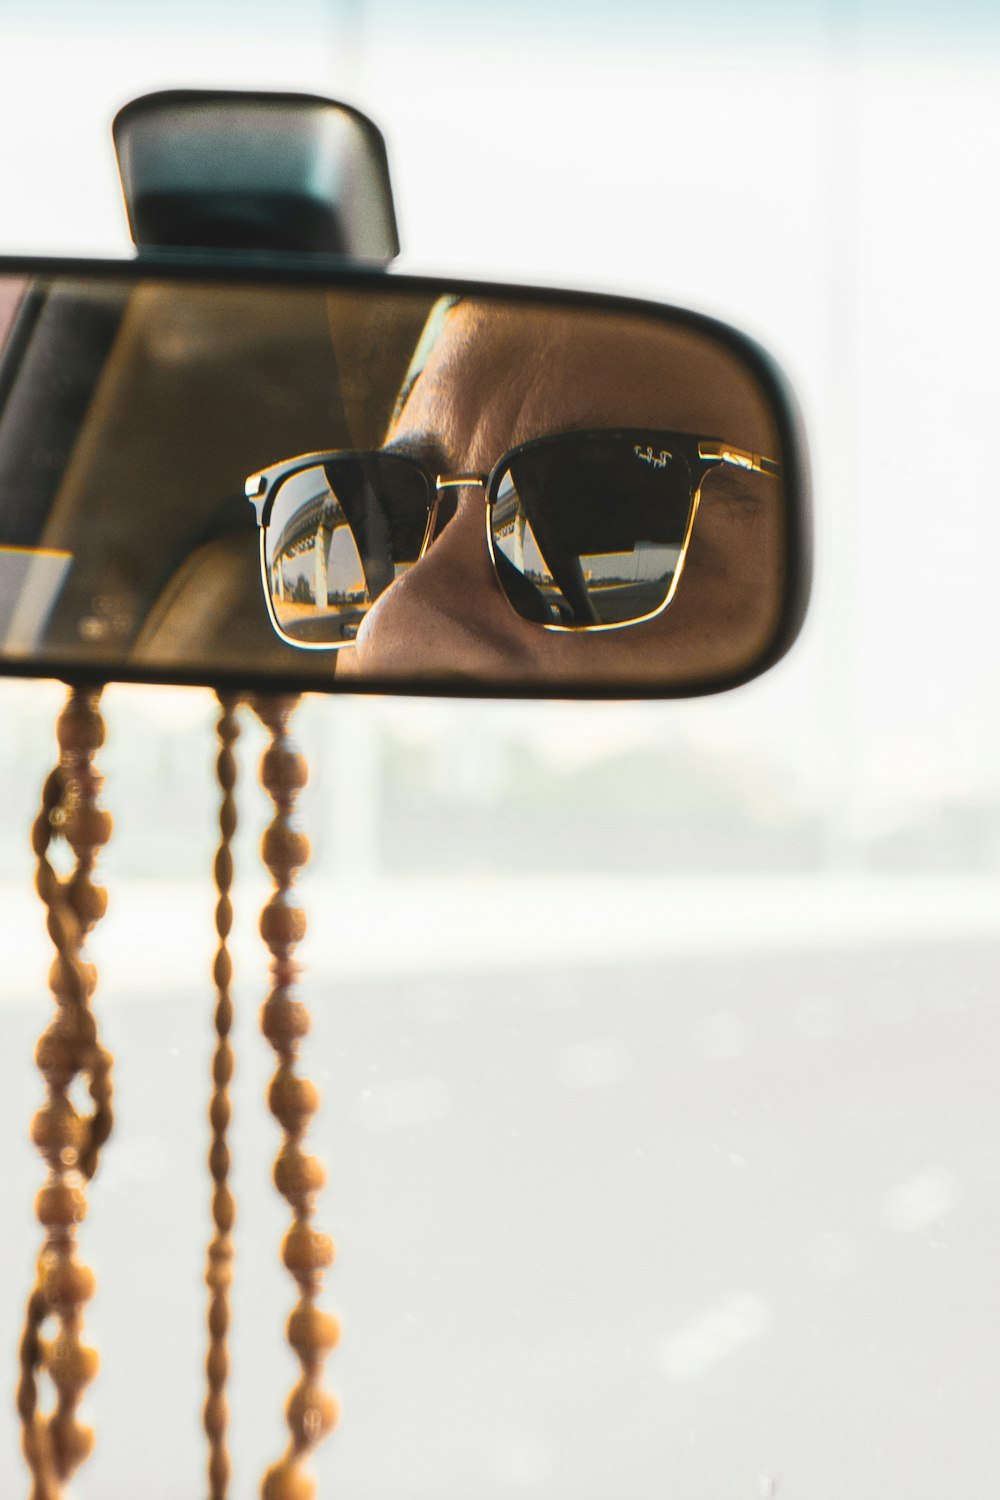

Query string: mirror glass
0 267 806 696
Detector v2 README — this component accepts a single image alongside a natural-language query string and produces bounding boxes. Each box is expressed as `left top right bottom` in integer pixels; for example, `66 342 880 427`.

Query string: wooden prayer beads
204 694 241 1500
253 696 339 1500
17 688 338 1499
17 687 113 1500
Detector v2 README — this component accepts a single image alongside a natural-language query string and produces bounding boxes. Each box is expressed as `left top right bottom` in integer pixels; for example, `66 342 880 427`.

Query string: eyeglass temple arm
697 442 782 477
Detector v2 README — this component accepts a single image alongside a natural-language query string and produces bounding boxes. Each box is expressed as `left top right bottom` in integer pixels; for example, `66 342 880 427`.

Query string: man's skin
337 299 786 688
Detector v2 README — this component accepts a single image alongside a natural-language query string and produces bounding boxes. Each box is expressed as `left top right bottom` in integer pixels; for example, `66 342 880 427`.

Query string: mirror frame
0 252 811 700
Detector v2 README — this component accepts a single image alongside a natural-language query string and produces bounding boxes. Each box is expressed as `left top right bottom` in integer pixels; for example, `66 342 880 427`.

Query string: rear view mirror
0 260 809 697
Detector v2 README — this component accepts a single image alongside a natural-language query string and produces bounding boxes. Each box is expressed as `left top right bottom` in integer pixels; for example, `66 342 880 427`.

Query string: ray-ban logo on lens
635 444 672 468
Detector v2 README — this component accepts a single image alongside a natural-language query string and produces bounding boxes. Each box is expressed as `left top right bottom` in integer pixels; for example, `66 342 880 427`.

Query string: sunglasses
245 428 781 650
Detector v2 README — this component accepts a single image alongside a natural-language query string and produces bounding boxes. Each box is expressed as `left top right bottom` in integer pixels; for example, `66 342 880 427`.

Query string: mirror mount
112 90 400 265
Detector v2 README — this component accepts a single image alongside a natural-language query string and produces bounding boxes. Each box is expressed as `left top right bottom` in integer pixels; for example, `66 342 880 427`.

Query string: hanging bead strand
204 694 241 1500
253 696 339 1500
17 686 113 1499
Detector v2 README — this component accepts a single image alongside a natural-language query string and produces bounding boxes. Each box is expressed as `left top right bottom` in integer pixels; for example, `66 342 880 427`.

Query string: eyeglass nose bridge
435 473 489 492
418 472 490 558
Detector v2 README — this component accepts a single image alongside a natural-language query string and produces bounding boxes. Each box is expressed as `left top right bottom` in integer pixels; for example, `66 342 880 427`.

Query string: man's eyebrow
382 433 451 475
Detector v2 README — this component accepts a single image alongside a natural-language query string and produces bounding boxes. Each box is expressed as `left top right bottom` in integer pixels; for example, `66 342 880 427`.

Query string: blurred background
1 1 999 1496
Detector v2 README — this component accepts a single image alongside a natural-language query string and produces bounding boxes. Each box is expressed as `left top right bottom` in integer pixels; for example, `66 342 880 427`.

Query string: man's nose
347 495 538 680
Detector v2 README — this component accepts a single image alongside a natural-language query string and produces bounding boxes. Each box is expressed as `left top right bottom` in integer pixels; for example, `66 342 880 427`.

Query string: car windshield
1 2 999 1496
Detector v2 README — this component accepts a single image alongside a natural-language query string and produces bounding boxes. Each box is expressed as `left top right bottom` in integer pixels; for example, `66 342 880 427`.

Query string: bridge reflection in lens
265 455 432 646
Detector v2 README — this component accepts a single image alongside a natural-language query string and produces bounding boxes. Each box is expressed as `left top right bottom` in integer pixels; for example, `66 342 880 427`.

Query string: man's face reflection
336 300 785 687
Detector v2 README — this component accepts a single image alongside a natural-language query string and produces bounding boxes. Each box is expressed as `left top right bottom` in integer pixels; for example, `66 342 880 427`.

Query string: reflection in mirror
0 268 807 696
488 431 698 630
263 454 433 646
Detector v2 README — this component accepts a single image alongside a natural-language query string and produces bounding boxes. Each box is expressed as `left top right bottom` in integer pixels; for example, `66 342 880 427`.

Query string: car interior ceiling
0 277 436 669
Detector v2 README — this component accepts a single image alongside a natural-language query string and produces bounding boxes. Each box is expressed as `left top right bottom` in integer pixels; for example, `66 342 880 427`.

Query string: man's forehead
392 299 778 458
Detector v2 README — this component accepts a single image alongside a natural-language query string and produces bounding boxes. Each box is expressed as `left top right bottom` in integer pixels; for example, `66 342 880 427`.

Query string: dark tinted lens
489 431 695 628
264 454 430 645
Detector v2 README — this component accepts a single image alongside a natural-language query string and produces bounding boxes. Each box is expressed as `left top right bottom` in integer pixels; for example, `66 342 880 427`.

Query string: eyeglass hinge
698 442 782 477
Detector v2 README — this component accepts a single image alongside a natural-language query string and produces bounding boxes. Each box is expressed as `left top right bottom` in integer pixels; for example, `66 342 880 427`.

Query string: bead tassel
253 696 339 1500
204 695 241 1500
17 687 113 1499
